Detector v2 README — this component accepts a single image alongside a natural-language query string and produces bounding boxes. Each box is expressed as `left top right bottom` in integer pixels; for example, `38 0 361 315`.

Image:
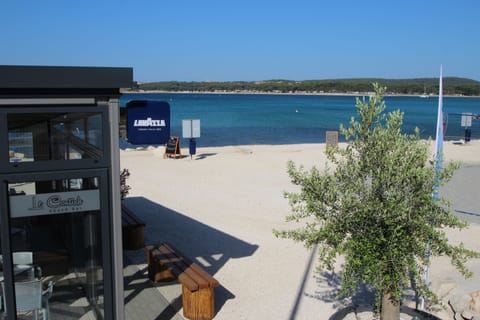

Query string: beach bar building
0 65 133 319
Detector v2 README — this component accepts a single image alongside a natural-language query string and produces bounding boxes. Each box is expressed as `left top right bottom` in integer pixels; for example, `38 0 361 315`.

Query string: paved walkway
123 253 184 320
441 164 480 224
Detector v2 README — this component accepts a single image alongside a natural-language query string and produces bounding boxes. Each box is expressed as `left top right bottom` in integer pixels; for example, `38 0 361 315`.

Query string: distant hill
132 77 480 96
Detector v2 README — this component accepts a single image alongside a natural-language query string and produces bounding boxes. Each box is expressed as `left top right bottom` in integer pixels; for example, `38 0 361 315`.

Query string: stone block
342 313 357 320
449 294 473 314
472 297 480 314
356 311 375 320
463 309 474 320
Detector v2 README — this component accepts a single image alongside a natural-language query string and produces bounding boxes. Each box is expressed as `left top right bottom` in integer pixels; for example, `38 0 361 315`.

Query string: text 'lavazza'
133 117 166 127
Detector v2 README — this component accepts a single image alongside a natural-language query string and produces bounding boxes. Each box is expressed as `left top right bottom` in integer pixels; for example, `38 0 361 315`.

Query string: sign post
325 130 339 150
182 119 201 159
461 113 472 142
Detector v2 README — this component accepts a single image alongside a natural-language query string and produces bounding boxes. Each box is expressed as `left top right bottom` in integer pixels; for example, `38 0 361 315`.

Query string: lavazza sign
133 117 166 129
9 190 100 217
126 100 171 145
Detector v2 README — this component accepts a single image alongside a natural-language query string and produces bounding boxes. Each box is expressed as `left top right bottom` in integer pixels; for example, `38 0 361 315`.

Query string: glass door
0 169 111 319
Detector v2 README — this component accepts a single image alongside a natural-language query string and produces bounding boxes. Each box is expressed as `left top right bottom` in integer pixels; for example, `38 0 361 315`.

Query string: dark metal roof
0 65 133 89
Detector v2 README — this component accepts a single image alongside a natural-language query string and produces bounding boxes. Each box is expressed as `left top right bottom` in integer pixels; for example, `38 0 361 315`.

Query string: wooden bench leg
147 255 176 282
146 246 175 282
147 262 175 282
123 224 145 250
182 285 215 320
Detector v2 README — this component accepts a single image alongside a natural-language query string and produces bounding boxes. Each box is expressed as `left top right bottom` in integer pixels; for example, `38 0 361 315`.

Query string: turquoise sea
120 93 480 147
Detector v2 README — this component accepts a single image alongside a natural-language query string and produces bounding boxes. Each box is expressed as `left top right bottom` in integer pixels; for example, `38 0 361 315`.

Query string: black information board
164 136 181 158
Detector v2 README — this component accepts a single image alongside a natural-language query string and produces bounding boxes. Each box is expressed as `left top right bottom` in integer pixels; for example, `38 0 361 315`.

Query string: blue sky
2 0 479 82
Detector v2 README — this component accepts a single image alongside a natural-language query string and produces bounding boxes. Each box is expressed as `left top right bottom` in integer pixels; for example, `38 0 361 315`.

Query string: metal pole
108 98 125 320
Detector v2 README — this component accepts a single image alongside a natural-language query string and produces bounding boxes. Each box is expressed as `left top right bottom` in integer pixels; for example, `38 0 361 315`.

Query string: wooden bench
145 243 220 320
121 204 145 250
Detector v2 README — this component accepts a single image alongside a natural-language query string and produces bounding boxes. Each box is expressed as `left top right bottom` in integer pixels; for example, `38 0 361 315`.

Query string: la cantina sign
9 190 100 217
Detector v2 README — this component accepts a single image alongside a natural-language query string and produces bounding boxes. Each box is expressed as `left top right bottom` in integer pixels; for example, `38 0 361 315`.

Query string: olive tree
274 84 479 319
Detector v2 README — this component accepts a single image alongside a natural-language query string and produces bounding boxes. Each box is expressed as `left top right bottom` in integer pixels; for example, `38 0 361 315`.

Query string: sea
120 93 480 148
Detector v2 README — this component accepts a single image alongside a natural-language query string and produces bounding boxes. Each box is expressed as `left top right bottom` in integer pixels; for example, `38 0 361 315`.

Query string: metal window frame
0 104 111 174
0 168 114 320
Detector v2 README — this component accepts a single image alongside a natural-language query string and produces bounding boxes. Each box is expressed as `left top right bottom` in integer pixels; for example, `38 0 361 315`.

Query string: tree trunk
381 290 401 320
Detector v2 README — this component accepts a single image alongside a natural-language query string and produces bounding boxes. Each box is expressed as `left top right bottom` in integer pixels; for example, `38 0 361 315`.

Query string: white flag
434 66 444 167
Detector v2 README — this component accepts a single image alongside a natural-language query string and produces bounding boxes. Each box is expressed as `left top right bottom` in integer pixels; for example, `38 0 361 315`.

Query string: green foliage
274 83 480 315
120 168 131 200
135 78 480 96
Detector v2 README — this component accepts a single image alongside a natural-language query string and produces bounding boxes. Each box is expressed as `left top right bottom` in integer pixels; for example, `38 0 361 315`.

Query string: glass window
2 176 105 318
8 112 104 163
72 118 86 140
87 114 103 149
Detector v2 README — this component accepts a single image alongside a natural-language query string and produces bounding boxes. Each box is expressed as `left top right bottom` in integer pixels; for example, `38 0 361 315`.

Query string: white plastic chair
42 281 54 319
0 252 33 268
1 279 52 319
12 251 33 265
12 251 43 278
14 279 47 319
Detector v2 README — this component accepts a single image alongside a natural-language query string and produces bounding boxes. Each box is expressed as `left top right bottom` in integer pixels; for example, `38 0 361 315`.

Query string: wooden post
182 286 215 320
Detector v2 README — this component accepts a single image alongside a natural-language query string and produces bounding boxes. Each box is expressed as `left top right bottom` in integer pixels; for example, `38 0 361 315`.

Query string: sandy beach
121 140 480 319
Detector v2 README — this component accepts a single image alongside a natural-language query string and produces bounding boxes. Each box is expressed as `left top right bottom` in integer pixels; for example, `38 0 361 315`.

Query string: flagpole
420 65 443 311
434 66 444 163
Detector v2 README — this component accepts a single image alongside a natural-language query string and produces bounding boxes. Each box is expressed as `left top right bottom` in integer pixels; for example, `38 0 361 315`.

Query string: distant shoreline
122 89 478 98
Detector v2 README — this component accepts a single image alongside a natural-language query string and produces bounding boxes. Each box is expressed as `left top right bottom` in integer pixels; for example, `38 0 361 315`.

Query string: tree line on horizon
132 77 480 96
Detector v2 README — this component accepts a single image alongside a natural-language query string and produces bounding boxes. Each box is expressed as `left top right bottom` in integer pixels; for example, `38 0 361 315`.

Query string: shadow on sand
288 245 377 320
194 153 217 160
299 266 435 320
307 269 376 308
122 196 259 316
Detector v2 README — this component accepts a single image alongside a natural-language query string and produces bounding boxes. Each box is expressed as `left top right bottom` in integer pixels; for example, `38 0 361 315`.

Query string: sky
1 0 479 82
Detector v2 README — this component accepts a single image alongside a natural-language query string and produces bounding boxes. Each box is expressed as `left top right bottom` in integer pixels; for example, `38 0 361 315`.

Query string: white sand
121 140 480 319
